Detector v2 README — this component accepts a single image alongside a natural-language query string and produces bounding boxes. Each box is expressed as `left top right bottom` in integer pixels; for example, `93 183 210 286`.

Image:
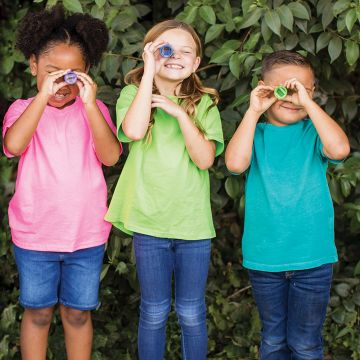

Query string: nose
170 50 180 59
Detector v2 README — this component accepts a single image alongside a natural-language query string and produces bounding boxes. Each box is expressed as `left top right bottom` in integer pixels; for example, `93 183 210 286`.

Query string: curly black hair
16 4 109 67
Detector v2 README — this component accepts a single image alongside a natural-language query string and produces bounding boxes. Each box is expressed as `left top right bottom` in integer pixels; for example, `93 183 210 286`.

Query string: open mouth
53 92 70 101
165 63 184 70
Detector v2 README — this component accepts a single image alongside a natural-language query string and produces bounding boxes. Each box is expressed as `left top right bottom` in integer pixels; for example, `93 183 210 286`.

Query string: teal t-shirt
105 85 224 240
242 119 339 271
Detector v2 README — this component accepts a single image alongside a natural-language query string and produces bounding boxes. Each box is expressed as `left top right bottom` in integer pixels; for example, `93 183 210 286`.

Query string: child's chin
48 98 76 109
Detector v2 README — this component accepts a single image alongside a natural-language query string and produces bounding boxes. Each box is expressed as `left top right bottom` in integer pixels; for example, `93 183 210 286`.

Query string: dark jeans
248 264 333 360
134 233 211 360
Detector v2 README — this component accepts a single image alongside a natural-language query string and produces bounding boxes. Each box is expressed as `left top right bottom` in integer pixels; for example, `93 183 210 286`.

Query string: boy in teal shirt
225 50 350 359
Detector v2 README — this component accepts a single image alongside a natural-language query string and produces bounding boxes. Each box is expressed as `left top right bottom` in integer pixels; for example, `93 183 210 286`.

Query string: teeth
166 64 183 69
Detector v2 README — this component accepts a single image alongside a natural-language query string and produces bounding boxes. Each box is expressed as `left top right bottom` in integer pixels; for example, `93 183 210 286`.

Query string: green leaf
210 47 235 64
223 40 241 50
264 10 281 37
244 32 261 51
328 36 342 63
299 34 315 54
95 0 106 7
199 5 216 25
284 34 299 50
225 177 241 199
238 8 263 29
333 0 350 16
288 2 310 20
182 6 198 24
316 32 332 52
345 40 359 66
277 5 294 32
322 3 334 29
229 53 241 79
205 24 225 44
63 0 83 13
354 260 360 276
335 283 351 297
345 9 357 33
0 57 14 75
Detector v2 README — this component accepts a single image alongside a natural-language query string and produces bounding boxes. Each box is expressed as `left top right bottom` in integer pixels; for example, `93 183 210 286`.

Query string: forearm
84 103 121 166
225 109 259 174
121 72 154 140
4 93 48 156
304 100 350 160
177 112 216 170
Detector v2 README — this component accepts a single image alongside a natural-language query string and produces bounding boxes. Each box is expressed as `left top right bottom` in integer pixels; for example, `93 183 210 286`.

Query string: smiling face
153 28 201 90
30 43 87 109
261 64 315 126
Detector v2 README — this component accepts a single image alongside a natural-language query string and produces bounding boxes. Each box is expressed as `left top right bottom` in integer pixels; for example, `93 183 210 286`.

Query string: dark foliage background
0 0 359 359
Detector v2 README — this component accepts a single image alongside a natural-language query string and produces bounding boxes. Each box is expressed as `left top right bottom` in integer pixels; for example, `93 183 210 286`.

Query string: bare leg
60 304 93 360
20 307 54 360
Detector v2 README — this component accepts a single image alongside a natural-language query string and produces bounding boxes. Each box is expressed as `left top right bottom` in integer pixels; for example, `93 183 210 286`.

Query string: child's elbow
122 124 146 142
4 138 23 157
225 156 250 174
198 158 214 171
328 141 351 160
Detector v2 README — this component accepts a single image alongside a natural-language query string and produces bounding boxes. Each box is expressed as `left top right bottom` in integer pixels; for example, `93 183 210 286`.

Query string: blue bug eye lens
64 71 77 85
159 44 173 58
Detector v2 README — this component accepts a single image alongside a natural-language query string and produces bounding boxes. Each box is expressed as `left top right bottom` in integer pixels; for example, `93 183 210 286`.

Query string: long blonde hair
125 20 219 143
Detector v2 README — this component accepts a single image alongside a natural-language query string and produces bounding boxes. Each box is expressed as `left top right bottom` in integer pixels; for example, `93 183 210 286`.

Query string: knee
61 307 90 328
288 335 322 358
175 301 206 329
139 299 171 330
26 308 53 327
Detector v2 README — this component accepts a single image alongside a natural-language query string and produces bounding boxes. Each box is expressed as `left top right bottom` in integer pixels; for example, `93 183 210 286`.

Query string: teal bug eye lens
64 71 77 85
159 44 173 58
274 85 287 100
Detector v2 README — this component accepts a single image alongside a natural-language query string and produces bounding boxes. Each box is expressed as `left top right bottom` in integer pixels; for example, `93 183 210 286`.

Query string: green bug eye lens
274 85 287 99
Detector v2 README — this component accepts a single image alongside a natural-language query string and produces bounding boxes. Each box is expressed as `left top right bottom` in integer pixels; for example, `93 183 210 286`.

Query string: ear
192 56 201 73
258 80 265 86
29 55 38 76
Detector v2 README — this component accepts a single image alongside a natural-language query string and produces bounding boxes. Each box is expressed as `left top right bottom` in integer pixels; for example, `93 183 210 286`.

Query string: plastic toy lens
274 85 287 100
64 71 77 85
159 44 173 58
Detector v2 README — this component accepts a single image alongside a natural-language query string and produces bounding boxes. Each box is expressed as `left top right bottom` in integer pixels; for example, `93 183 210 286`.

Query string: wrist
302 97 315 111
35 91 50 105
246 108 263 120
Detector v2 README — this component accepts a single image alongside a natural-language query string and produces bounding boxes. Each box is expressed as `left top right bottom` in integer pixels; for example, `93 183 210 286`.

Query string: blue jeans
248 264 333 360
133 233 211 360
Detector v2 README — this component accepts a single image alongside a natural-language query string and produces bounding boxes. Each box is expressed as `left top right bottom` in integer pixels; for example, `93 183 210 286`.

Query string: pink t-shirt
2 97 121 252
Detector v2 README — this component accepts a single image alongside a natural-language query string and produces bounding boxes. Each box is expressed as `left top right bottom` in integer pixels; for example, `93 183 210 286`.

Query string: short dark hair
16 4 108 67
261 50 314 79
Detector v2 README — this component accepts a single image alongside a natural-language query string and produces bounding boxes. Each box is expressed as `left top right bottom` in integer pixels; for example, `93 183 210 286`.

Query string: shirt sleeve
115 84 138 143
196 95 224 156
2 99 31 158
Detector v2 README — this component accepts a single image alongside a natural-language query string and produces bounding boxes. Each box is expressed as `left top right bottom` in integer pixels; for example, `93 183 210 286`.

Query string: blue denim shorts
13 243 105 310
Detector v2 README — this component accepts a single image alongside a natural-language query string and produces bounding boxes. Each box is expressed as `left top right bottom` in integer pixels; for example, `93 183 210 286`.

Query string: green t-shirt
105 84 224 240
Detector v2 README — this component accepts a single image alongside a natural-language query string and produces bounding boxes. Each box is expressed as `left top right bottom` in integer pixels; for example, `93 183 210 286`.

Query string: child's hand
283 78 313 107
38 69 69 98
249 85 277 115
142 41 165 77
75 72 97 106
151 95 186 119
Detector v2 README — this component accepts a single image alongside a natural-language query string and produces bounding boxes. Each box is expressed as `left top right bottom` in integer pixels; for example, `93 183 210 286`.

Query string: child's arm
150 95 216 170
121 41 165 141
4 70 69 156
225 85 276 174
284 78 350 160
76 72 120 166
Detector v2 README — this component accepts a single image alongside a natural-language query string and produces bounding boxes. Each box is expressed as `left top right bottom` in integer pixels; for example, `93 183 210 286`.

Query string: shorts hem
20 299 58 309
59 300 99 311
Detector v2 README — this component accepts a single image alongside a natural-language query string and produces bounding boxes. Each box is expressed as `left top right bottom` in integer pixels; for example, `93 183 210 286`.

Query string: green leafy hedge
1 0 359 359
